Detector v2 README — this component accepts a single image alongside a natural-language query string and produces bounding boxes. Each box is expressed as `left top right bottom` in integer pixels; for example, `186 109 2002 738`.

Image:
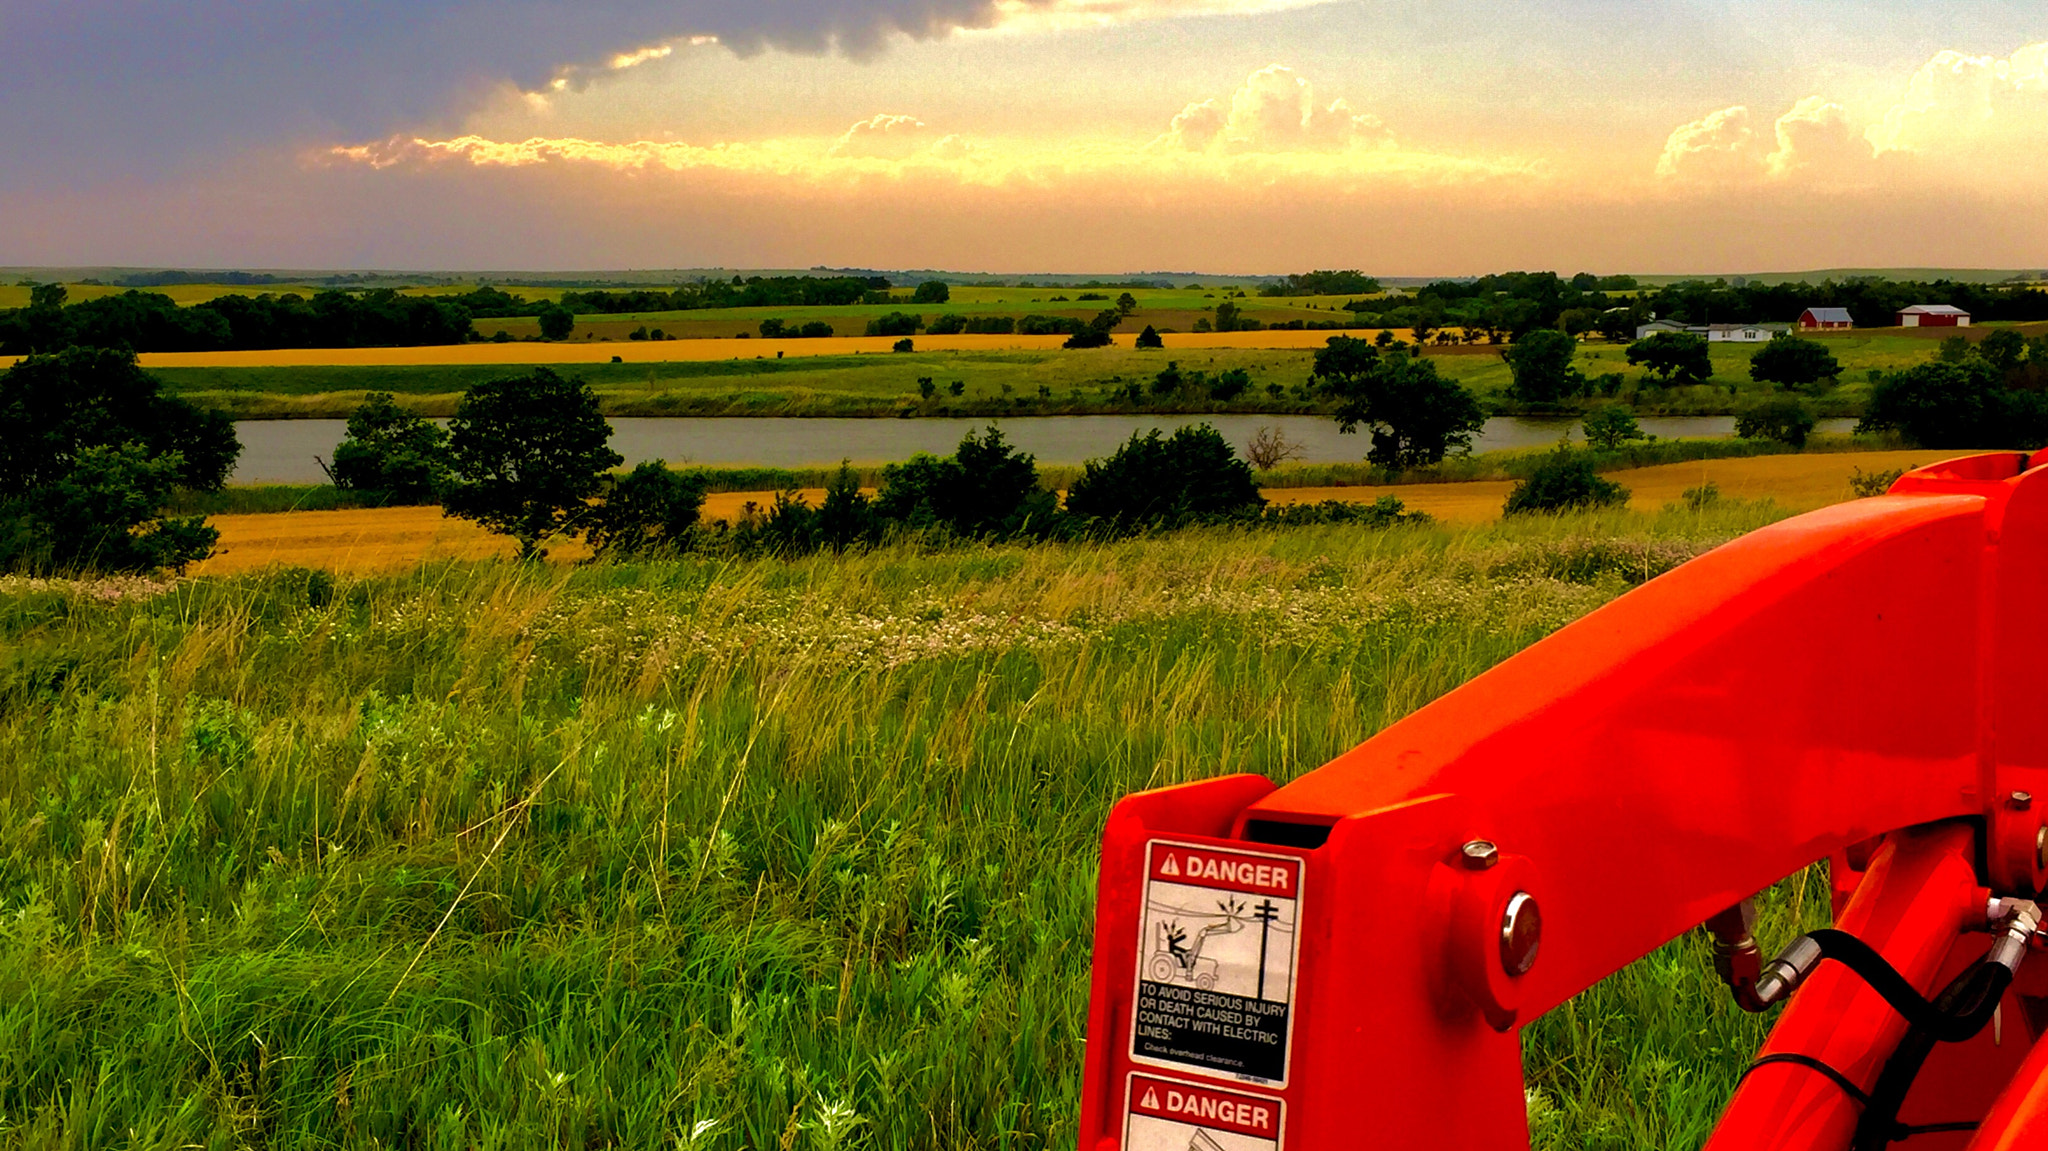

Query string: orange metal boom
1078 453 2048 1150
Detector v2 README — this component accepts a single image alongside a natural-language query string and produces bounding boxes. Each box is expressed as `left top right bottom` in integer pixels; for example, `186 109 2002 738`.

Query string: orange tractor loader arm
1079 453 2048 1150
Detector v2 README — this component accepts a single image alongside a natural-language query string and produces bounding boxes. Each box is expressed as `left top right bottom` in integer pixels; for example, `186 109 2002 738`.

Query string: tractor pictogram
1147 898 1245 990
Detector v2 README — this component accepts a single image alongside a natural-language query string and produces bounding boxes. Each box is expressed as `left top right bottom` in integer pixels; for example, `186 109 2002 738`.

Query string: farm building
1634 319 1688 339
1798 307 1854 330
1898 304 1971 328
1696 322 1787 344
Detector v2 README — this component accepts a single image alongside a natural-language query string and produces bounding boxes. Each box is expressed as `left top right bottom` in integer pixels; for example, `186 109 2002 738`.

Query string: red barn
1898 304 1971 328
1798 307 1853 330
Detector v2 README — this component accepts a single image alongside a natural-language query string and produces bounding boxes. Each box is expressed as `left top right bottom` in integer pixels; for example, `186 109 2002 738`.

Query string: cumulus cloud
1654 105 1753 180
1162 65 1392 153
1869 42 2048 154
1766 97 1869 177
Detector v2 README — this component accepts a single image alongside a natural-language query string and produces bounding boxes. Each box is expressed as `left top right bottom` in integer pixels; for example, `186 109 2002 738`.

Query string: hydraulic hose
1849 960 2010 1150
1758 928 2013 1044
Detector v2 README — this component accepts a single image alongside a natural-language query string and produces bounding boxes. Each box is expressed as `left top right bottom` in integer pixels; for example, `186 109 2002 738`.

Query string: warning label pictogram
1131 840 1303 1087
1123 1073 1282 1151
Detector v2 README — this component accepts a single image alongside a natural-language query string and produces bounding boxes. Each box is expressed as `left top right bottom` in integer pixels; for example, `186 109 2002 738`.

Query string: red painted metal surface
1077 453 2048 1150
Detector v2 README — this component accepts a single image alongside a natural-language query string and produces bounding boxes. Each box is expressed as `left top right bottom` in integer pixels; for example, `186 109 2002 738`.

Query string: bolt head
1501 891 1542 977
2037 826 2047 872
2013 790 2035 811
1460 840 1500 870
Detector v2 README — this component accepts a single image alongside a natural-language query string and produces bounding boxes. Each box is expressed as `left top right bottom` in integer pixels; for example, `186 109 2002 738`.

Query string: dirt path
191 450 1944 575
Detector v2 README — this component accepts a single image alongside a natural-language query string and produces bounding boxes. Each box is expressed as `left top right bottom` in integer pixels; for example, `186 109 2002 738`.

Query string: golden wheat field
189 451 1934 576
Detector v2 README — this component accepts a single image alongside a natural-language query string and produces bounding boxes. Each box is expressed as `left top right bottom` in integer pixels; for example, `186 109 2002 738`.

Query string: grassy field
128 325 2015 420
0 499 1836 1149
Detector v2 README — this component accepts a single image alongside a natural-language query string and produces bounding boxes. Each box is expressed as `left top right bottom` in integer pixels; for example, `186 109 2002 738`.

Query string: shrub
874 426 1055 536
927 314 967 335
866 312 923 337
893 338 915 353
328 392 450 503
1503 447 1630 515
1135 325 1164 349
1581 405 1645 451
587 461 709 557
1857 358 2048 448
0 444 218 573
1207 368 1251 402
442 368 622 558
964 316 1016 335
912 280 950 304
1849 466 1910 497
799 321 834 338
1017 314 1086 336
1063 424 1264 530
1681 482 1721 510
1735 397 1817 447
1063 329 1112 349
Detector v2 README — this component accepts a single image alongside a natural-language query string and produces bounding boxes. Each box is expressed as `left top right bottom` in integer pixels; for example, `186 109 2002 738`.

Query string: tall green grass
0 504 1818 1148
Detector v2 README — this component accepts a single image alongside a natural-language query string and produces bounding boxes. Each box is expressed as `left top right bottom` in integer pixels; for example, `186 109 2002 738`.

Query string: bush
1017 314 1086 336
912 280 950 304
866 312 923 337
1135 325 1164 349
1207 368 1251 402
1063 329 1112 349
874 427 1056 537
0 444 218 573
328 392 450 503
964 316 1016 335
1581 404 1645 451
1735 397 1817 447
1064 424 1264 530
799 321 834 338
893 338 914 353
1503 448 1630 515
927 314 967 335
586 461 709 558
442 368 623 558
1850 466 1910 497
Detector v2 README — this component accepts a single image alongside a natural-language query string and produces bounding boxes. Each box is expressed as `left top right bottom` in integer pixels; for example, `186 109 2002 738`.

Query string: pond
229 415 1859 485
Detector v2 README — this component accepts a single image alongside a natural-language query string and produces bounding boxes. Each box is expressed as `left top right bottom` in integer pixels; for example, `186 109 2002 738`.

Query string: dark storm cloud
0 0 1030 187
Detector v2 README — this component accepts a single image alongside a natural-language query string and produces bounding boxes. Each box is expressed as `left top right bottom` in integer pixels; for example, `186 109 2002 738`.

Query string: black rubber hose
1849 960 2008 1150
1799 929 2012 1043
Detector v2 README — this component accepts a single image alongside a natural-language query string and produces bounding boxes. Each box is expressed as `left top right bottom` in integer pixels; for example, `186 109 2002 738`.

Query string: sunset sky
5 1 2047 275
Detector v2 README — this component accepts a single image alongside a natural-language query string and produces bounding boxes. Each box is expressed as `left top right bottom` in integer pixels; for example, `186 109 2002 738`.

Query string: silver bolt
1460 840 1500 870
1501 891 1542 976
2037 826 2047 872
2012 791 2034 812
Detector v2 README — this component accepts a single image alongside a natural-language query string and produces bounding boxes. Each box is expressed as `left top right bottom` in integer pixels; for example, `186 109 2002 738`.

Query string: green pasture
0 502 1828 1149
153 330 1943 420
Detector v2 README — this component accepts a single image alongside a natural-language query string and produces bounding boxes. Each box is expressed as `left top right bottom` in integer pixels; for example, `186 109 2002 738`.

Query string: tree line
0 285 474 354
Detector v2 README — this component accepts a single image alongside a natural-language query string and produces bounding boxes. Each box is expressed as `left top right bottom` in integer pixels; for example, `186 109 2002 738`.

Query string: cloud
1766 97 1869 178
0 0 1351 191
1869 41 2048 154
1162 65 1392 153
830 114 935 159
1654 105 1753 181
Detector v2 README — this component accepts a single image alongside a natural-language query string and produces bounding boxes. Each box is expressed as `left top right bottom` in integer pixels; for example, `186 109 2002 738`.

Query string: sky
3 1 2047 276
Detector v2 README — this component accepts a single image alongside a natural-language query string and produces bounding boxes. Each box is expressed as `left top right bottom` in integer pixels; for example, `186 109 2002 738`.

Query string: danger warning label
1123 1073 1282 1151
1131 840 1302 1087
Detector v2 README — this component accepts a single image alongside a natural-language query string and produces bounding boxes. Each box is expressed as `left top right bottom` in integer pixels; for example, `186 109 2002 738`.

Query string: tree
1501 329 1584 403
912 280 950 304
1503 447 1630 515
1581 404 1645 451
1980 328 2028 373
865 312 923 337
873 426 1055 536
1214 300 1243 333
441 368 622 558
1735 397 1818 447
1626 331 1713 385
1135 325 1164 349
1310 336 1487 469
586 461 709 557
329 392 450 503
1116 292 1139 316
1748 334 1841 391
1858 358 2048 449
0 347 237 573
1063 424 1264 529
537 303 575 341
